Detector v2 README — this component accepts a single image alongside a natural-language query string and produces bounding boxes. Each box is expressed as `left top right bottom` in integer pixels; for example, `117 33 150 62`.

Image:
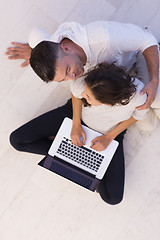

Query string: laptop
38 117 119 191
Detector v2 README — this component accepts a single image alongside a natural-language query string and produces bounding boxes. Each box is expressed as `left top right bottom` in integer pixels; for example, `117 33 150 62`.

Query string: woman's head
82 62 136 106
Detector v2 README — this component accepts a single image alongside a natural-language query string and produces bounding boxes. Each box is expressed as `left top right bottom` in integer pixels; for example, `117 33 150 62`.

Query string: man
5 21 159 110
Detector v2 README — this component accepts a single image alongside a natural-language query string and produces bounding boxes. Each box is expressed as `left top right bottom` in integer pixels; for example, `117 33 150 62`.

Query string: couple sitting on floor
10 61 160 204
7 21 160 204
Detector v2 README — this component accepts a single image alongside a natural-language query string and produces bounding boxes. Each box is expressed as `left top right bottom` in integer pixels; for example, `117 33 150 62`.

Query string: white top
29 21 158 73
70 78 149 134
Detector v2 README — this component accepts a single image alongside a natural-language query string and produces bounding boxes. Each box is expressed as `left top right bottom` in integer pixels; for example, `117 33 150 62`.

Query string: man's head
30 40 84 82
30 41 58 82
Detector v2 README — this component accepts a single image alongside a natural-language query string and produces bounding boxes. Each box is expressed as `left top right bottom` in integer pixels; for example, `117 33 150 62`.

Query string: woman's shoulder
70 77 85 98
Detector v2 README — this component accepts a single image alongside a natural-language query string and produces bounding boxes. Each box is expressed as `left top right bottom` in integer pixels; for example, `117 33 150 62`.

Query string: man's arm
137 45 159 110
107 23 159 110
5 42 32 67
91 117 137 151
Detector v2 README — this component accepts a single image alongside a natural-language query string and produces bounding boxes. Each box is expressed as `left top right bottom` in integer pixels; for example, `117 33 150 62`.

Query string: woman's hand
90 134 113 151
71 124 86 146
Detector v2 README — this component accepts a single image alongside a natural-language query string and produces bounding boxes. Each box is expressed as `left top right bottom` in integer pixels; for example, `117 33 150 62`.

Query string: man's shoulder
51 21 87 43
86 20 138 29
56 20 137 31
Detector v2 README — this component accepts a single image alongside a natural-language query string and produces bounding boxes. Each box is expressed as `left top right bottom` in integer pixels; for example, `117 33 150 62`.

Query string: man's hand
90 134 113 151
136 80 158 110
5 42 32 67
71 124 86 146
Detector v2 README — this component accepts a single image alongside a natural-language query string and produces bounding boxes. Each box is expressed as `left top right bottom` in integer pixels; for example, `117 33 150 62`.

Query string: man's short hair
30 41 60 82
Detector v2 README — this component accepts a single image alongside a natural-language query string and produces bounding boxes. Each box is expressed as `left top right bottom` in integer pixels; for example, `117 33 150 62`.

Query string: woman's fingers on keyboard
72 136 83 146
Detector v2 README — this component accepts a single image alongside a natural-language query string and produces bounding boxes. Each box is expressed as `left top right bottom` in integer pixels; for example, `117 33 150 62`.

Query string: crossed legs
10 99 125 205
10 99 73 155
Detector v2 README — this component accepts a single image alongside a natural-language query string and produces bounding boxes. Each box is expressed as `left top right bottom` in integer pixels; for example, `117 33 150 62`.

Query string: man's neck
61 38 87 65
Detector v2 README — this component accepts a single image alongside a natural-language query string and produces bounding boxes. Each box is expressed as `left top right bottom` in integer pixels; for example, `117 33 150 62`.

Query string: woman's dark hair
30 41 60 82
84 62 137 106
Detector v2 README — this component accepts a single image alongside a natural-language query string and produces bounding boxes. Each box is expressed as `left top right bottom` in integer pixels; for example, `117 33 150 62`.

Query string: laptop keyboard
57 137 104 172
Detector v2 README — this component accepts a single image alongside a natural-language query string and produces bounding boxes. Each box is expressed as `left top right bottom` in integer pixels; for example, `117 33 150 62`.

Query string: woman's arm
91 116 137 151
71 94 86 146
72 94 82 126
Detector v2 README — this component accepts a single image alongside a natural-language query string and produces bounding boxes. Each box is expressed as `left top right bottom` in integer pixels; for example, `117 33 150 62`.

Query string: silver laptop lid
48 118 119 179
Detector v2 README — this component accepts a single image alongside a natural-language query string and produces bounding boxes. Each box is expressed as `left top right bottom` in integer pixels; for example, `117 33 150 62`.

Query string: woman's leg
10 99 73 155
97 131 125 205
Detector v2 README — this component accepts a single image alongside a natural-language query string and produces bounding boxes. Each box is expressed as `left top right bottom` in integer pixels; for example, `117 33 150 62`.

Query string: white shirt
29 21 158 73
28 22 157 132
71 78 149 134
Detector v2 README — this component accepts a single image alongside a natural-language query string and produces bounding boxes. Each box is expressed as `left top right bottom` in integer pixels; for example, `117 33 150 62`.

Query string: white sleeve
70 77 85 98
108 22 158 54
130 79 149 120
132 108 149 121
28 27 51 48
132 93 149 120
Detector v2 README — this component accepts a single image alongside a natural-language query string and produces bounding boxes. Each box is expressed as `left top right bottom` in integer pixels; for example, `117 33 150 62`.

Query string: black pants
10 99 125 205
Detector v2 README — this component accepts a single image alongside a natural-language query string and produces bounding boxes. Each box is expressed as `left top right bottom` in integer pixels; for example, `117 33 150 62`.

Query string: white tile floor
0 1 160 239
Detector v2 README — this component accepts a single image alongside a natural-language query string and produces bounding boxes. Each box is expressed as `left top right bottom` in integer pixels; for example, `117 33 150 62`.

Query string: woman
71 62 148 150
10 63 149 205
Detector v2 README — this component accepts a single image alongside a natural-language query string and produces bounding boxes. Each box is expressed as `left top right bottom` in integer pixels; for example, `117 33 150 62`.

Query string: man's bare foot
5 42 32 67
